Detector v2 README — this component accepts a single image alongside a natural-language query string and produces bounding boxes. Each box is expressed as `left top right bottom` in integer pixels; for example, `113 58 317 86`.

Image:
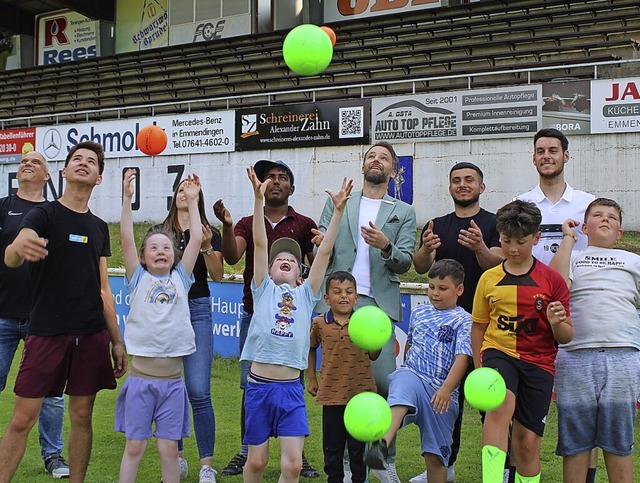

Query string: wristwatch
382 242 392 254
200 246 214 256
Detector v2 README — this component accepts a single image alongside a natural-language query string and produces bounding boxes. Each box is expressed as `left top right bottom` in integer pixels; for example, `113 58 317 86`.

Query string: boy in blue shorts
472 200 573 483
240 166 352 483
364 259 472 483
550 198 640 483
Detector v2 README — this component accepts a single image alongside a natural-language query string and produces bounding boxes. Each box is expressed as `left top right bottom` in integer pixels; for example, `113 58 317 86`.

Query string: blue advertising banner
110 275 419 365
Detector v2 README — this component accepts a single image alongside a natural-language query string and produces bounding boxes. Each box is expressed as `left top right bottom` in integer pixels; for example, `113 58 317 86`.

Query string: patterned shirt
472 259 571 375
310 310 377 405
404 302 472 399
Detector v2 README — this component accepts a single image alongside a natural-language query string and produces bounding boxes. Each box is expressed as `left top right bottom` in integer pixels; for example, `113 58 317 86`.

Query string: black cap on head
254 159 295 186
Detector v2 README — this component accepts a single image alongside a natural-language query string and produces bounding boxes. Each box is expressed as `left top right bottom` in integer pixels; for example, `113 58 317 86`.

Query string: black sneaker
221 453 247 476
44 455 70 479
300 453 319 478
364 440 388 470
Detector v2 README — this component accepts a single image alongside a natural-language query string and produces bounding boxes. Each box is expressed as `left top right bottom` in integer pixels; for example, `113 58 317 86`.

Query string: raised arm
213 199 247 265
413 220 439 274
548 218 580 288
249 167 271 287
180 174 204 275
201 225 224 282
121 168 140 279
308 178 354 294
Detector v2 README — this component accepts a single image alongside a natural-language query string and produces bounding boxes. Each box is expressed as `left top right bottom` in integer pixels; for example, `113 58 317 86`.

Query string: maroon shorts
15 330 117 398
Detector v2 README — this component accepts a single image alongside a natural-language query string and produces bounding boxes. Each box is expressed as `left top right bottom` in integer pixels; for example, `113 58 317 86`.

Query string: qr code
339 107 364 138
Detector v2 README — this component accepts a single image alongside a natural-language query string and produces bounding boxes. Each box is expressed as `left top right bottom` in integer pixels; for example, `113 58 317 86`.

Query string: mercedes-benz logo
43 128 62 159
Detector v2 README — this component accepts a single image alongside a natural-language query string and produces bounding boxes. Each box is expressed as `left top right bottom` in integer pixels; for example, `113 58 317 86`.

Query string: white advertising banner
372 85 541 142
591 78 640 133
35 111 235 161
36 10 99 66
169 14 252 45
325 0 441 23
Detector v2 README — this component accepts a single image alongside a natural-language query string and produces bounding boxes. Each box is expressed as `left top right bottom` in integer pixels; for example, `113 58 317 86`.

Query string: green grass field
1 225 638 481
1 353 639 482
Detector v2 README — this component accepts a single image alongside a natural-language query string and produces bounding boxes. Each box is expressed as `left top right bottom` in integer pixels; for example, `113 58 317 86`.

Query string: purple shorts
15 330 116 397
114 375 190 441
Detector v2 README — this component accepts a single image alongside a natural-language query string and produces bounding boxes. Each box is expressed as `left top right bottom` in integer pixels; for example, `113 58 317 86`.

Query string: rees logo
44 18 69 47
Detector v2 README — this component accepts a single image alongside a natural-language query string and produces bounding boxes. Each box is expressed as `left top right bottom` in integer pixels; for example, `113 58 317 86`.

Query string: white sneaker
371 463 401 483
447 466 455 482
199 465 217 483
408 466 455 483
178 456 188 479
343 469 352 483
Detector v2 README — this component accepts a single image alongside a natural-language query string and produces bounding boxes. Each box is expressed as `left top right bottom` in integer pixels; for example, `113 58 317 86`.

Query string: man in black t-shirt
0 141 127 482
0 151 70 478
412 162 503 483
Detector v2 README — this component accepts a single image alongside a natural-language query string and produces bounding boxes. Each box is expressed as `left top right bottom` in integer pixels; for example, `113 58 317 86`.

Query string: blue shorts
387 368 458 466
482 348 553 437
555 348 640 456
114 375 190 441
243 375 309 445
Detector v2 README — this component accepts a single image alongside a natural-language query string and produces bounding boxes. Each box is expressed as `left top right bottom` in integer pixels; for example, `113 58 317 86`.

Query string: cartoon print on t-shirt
271 291 296 338
145 278 178 304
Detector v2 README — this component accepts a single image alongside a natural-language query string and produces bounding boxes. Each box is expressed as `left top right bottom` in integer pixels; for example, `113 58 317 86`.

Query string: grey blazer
316 190 416 321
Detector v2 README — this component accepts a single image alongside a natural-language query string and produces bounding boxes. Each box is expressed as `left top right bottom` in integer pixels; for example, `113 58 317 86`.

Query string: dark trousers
322 405 367 483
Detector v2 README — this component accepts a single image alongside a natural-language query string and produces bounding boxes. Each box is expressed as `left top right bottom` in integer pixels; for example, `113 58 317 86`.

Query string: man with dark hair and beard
411 161 503 483
314 141 416 483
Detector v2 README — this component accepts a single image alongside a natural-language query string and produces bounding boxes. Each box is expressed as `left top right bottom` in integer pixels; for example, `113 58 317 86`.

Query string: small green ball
464 367 507 412
283 24 333 76
344 392 392 442
348 306 392 352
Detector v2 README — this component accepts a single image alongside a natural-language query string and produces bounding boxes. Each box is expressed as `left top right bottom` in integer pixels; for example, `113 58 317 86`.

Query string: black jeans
322 405 367 483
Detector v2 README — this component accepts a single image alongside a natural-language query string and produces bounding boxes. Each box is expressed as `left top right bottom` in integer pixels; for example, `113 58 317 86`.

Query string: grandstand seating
0 0 638 127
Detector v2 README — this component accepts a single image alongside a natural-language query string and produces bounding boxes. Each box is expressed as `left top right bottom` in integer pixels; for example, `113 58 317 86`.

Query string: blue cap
254 159 295 186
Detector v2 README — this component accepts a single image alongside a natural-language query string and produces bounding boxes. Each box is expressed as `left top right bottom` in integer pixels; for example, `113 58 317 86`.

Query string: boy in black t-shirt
0 141 127 482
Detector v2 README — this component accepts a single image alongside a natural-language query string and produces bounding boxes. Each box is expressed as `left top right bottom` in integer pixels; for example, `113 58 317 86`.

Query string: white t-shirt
352 196 382 297
560 246 640 351
124 263 196 357
517 183 595 265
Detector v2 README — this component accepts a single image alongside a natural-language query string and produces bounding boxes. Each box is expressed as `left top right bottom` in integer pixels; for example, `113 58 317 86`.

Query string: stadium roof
0 0 115 35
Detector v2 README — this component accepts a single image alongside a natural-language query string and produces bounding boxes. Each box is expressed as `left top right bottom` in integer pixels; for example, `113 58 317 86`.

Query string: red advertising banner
0 128 36 164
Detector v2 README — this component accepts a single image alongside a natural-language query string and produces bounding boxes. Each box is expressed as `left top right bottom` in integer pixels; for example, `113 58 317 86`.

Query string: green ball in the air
283 24 333 76
464 367 507 412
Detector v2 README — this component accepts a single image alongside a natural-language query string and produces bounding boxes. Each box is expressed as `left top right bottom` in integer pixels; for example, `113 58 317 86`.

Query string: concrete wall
2 132 638 229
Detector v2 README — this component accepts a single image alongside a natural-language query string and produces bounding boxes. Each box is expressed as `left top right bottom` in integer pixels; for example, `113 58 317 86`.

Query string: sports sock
482 445 507 483
514 472 540 483
240 444 248 457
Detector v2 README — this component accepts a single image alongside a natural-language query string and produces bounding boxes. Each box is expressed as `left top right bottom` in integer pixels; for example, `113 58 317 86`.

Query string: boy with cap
214 159 319 477
241 165 352 483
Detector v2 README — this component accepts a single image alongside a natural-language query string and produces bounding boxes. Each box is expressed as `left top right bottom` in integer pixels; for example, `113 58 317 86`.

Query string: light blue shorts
555 348 640 456
387 368 458 466
114 375 190 441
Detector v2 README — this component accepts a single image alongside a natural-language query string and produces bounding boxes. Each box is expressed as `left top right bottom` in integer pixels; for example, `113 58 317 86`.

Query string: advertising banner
36 10 99 66
591 77 640 133
115 0 169 53
111 273 416 365
541 79 591 134
236 99 370 151
0 128 36 164
35 111 235 161
169 14 252 45
372 85 541 142
325 0 441 23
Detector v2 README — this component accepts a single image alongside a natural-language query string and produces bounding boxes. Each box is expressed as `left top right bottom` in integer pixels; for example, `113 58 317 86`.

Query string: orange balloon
320 26 336 46
137 125 167 156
